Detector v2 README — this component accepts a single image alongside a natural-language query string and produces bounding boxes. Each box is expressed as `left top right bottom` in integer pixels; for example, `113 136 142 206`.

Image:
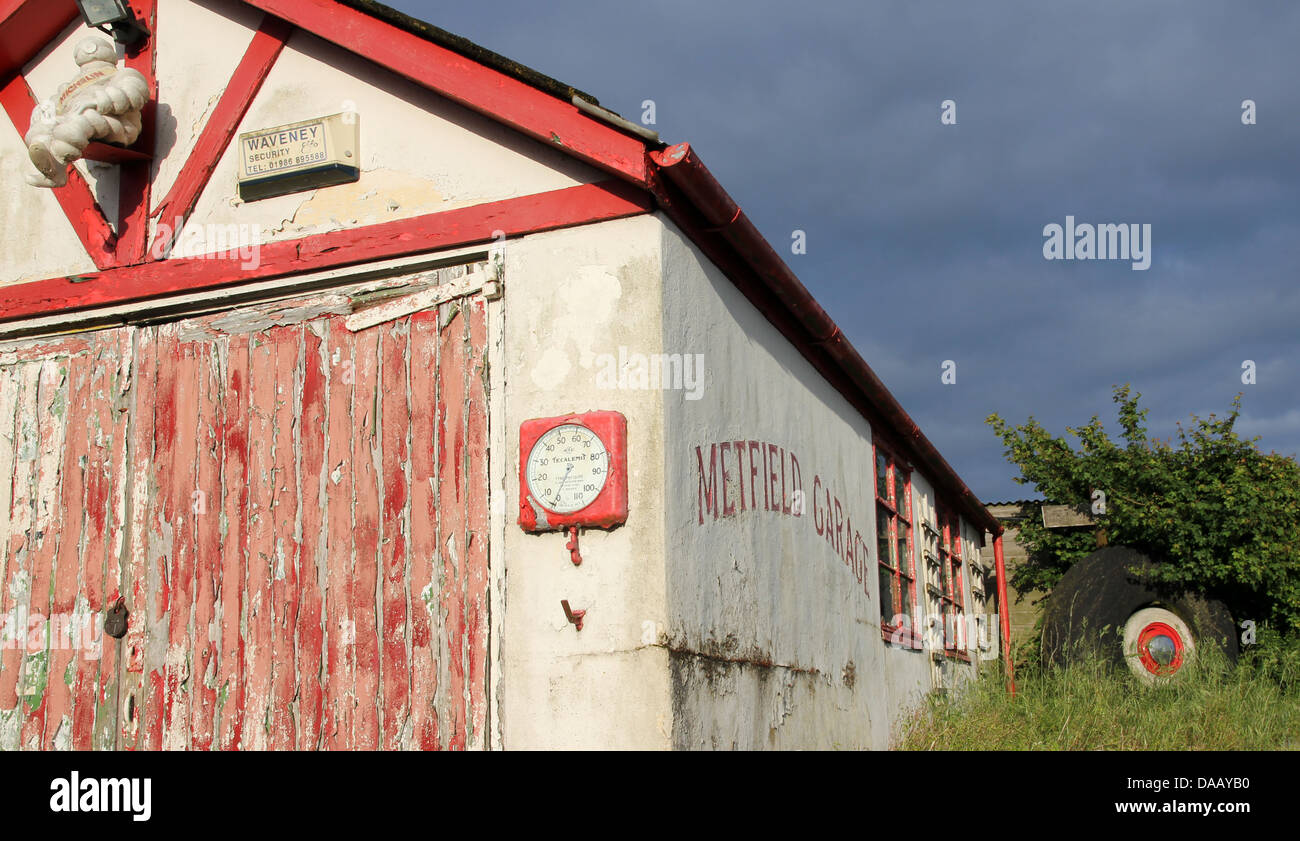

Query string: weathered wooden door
0 284 490 750
0 330 133 750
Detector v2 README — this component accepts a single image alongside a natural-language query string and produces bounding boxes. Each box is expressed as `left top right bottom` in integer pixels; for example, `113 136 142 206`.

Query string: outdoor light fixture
75 0 149 46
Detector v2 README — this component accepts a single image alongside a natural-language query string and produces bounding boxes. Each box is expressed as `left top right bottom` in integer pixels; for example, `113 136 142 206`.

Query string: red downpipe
649 142 999 537
993 534 1015 695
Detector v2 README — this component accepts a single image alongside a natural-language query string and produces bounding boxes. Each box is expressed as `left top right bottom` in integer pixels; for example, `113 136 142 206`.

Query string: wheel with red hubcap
1041 546 1237 680
1123 607 1193 683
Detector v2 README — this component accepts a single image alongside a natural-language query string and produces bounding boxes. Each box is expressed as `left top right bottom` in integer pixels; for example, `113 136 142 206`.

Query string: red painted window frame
875 441 920 649
938 509 969 659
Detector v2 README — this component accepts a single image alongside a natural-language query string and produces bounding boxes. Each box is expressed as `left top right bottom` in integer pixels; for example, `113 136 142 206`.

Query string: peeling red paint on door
0 331 132 750
0 281 490 750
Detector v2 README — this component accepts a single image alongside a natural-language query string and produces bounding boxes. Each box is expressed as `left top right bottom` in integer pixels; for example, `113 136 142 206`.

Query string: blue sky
383 0 1300 501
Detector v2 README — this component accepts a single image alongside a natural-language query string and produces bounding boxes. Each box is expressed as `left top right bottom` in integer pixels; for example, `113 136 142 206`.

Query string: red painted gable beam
0 74 118 270
148 13 293 262
114 0 157 265
0 1 79 81
0 179 652 323
242 0 649 186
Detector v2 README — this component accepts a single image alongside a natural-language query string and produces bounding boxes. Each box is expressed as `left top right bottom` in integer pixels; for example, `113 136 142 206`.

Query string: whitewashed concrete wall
498 215 671 749
660 218 934 749
498 213 984 749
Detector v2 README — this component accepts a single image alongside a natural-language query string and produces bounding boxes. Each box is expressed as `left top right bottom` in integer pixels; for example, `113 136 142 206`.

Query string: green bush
987 385 1300 635
1238 625 1300 690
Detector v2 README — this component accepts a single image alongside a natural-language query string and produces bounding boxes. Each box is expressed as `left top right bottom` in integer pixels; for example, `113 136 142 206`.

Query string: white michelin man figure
23 35 149 188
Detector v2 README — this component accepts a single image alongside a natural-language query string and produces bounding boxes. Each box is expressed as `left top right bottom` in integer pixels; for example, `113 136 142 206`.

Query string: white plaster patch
286 169 447 232
527 265 623 392
529 346 571 392
565 266 623 368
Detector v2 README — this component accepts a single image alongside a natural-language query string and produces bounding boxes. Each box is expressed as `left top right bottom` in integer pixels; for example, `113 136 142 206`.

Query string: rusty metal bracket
561 599 585 631
566 525 582 566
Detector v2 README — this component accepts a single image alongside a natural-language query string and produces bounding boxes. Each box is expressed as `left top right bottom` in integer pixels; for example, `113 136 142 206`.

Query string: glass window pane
879 566 896 623
876 452 889 499
877 508 891 567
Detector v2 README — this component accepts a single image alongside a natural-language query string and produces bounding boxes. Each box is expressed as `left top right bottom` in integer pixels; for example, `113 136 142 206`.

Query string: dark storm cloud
391 0 1300 500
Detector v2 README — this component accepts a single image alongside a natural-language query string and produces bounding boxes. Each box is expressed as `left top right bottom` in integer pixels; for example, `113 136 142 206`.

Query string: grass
896 639 1300 750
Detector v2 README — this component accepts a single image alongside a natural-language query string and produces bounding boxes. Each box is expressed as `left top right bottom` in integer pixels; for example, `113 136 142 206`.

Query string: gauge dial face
525 424 609 514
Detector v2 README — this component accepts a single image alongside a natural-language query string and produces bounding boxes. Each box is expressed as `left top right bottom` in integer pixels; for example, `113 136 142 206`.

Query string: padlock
104 598 128 639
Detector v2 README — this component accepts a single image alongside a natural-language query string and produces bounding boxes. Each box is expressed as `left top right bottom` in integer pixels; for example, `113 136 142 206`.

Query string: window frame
938 510 969 659
874 442 920 649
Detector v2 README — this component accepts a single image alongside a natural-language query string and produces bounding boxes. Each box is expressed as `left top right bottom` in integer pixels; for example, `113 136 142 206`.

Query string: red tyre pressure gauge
518 410 628 532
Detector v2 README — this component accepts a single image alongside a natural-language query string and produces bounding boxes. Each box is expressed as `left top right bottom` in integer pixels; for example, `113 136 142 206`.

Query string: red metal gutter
649 142 1001 538
993 535 1016 694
